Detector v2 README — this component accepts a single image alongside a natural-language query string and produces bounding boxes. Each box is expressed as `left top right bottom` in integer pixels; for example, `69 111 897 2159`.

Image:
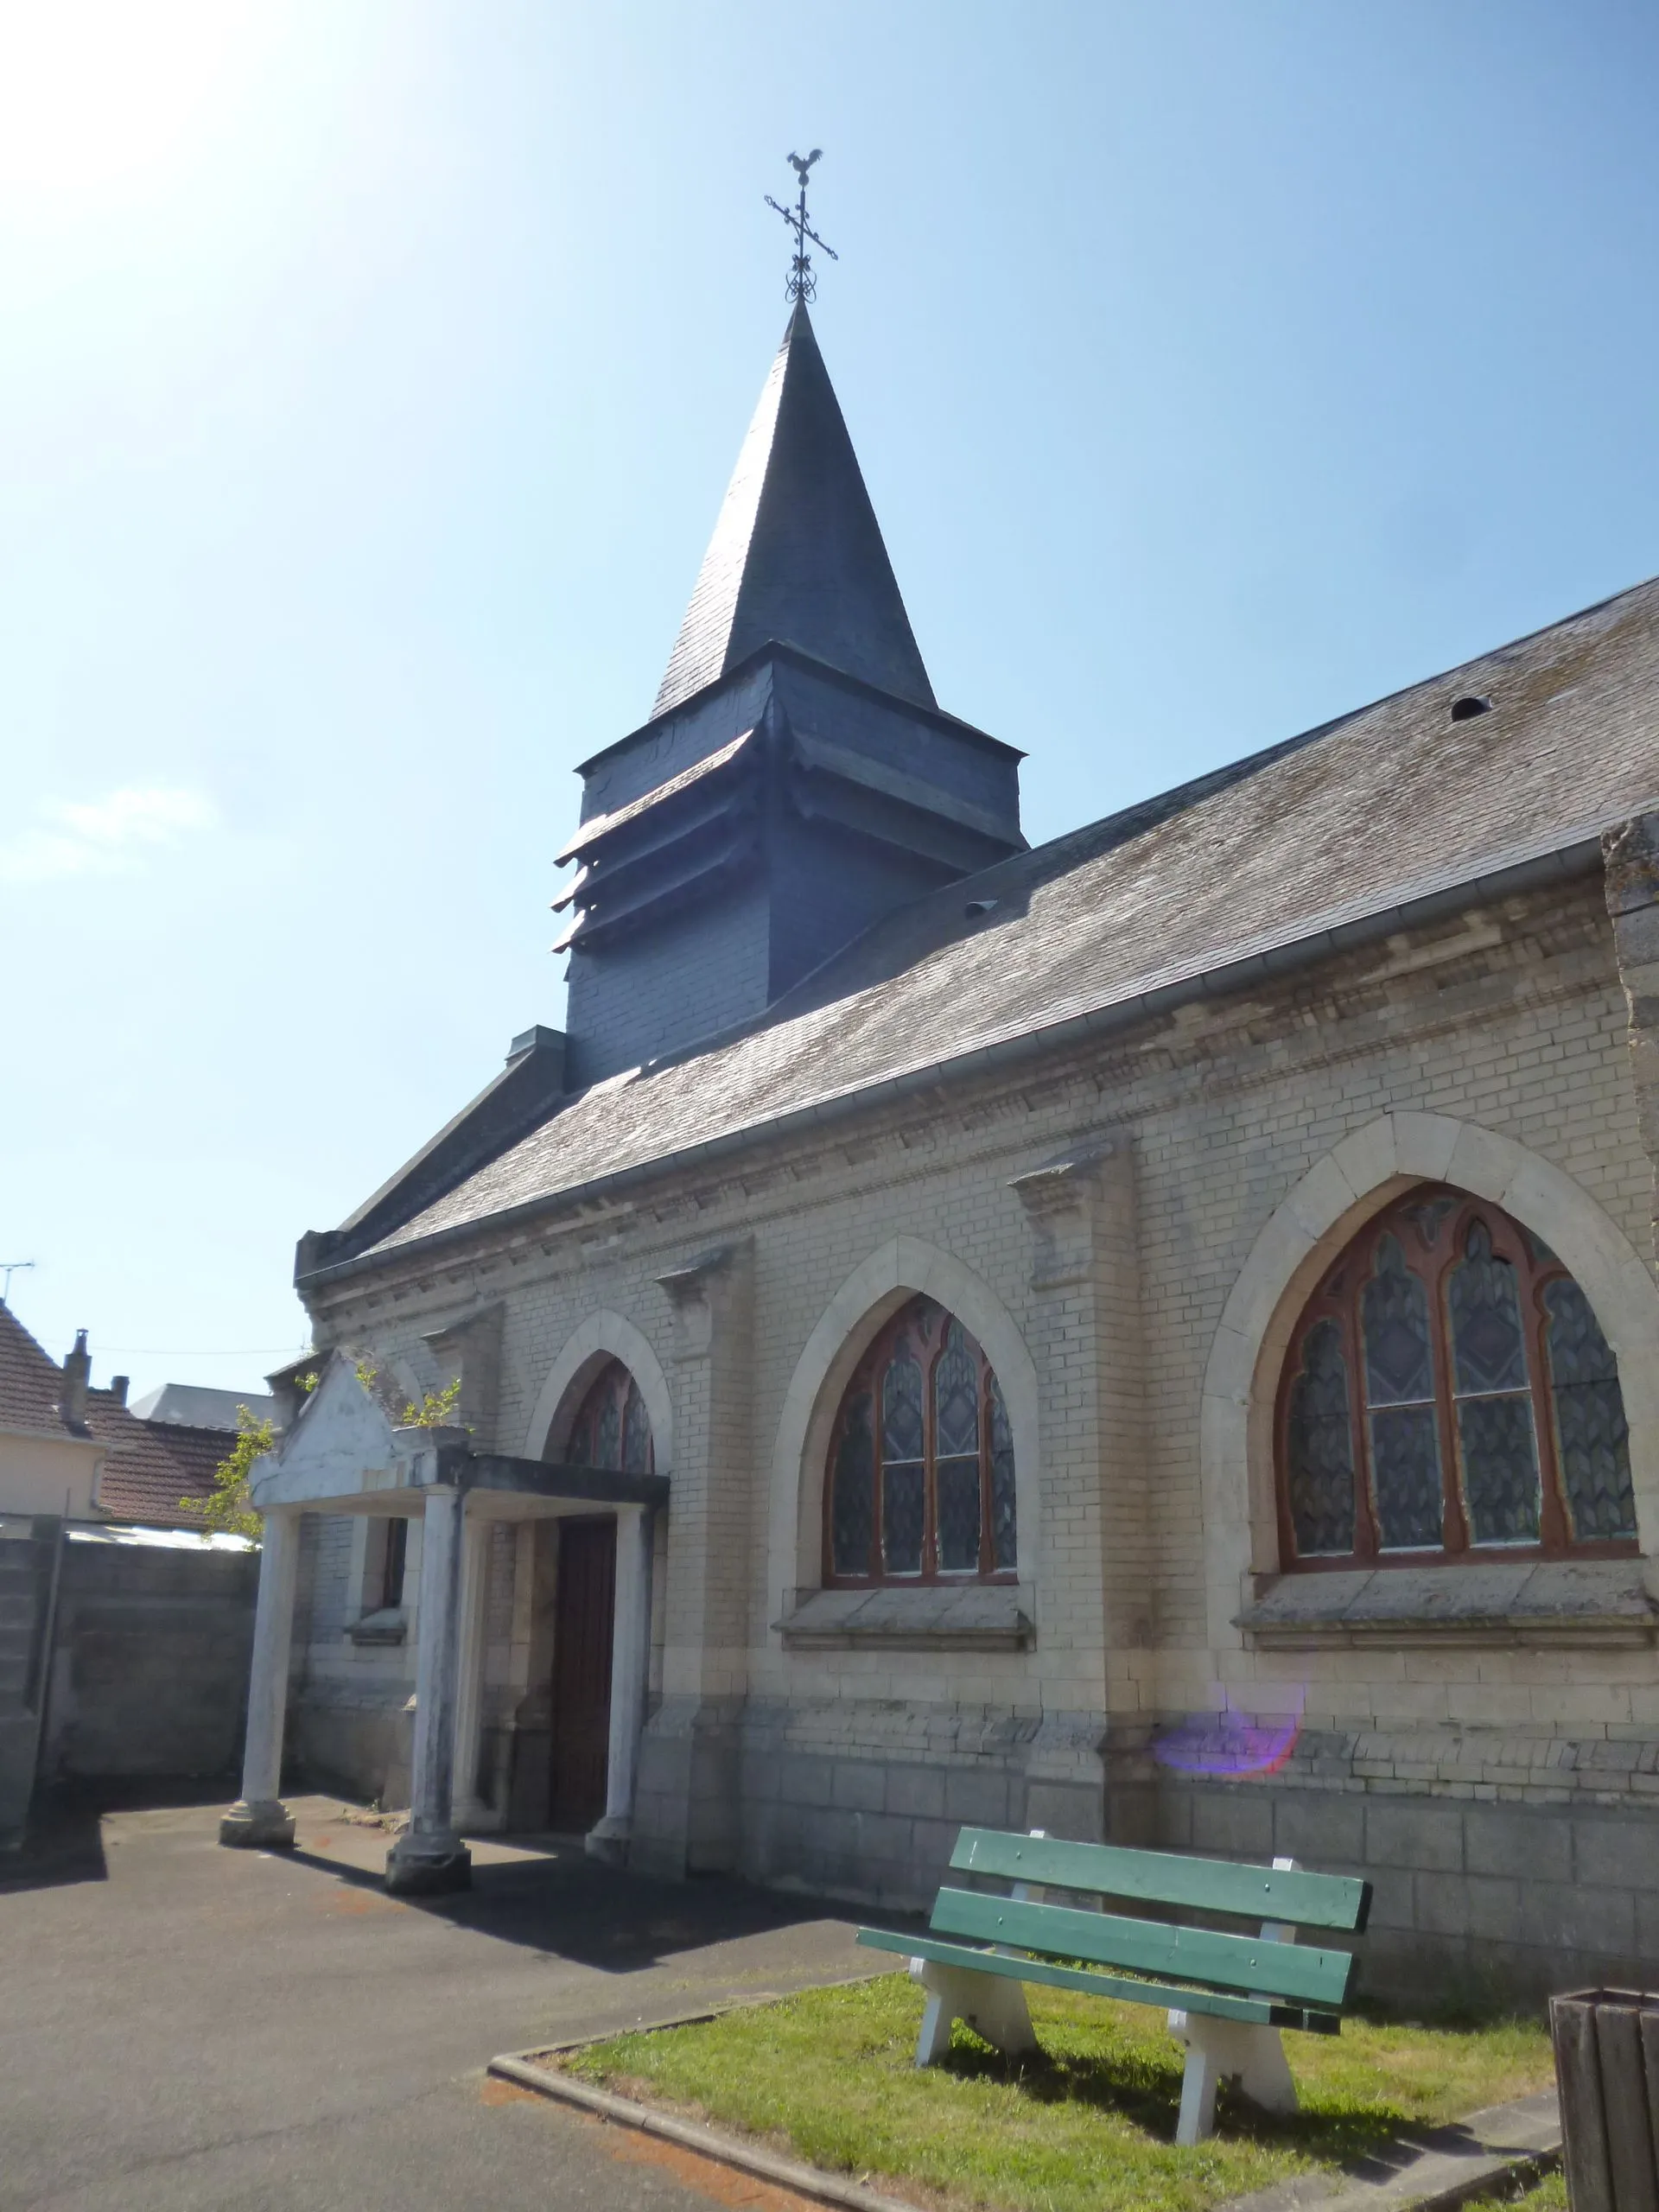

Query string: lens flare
1151 1688 1304 1779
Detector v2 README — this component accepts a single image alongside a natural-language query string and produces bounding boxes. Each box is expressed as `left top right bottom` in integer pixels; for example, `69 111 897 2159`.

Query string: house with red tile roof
0 1301 242 1529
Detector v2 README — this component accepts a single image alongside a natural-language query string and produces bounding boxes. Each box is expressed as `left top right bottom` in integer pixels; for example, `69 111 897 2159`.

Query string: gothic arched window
1277 1184 1637 1567
563 1360 654 1474
825 1296 1017 1584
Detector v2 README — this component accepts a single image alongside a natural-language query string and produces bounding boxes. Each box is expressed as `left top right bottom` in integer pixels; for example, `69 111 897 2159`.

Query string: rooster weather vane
766 149 837 303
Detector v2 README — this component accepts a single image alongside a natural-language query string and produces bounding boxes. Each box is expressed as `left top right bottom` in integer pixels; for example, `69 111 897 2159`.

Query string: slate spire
653 303 937 717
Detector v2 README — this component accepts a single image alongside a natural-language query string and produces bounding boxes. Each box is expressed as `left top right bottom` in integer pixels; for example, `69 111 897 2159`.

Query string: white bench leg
1174 2036 1221 2147
908 1959 1036 2066
915 1988 955 2066
1167 2009 1299 2143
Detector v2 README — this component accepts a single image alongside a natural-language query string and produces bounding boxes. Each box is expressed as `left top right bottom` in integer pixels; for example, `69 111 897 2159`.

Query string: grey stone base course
490 2046 1560 2212
721 1698 1108 1909
1157 1777 1659 2005
630 1694 744 1879
701 1703 1659 1999
291 1693 412 1813
288 1676 1659 2000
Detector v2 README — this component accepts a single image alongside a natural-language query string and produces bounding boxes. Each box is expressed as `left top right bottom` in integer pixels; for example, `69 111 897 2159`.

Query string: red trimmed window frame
1275 1182 1638 1572
823 1295 1017 1587
562 1358 655 1475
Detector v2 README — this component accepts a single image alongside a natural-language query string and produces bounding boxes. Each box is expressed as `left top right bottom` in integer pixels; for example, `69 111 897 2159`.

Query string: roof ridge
766 569 1659 1021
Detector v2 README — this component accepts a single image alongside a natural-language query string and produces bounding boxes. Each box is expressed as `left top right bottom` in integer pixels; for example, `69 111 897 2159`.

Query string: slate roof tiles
363 575 1659 1264
652 303 936 716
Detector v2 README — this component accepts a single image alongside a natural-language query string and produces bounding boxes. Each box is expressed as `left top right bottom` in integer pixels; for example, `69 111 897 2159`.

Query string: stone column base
584 1812 631 1866
219 1798 296 1850
385 1829 472 1895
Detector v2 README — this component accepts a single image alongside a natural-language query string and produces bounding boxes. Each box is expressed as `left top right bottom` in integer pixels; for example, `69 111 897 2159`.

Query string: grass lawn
1468 2180 1567 2210
560 1971 1554 2212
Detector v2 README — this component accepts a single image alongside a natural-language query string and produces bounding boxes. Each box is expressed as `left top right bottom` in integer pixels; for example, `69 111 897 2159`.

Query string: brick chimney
60 1329 91 1434
109 1374 130 1407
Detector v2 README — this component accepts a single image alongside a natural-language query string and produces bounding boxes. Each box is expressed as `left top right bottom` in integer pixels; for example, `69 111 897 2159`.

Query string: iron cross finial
765 148 837 304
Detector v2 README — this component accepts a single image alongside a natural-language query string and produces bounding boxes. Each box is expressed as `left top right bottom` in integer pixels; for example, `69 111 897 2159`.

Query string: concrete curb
487 2050 922 2212
1218 2089 1561 2212
491 2031 1561 2212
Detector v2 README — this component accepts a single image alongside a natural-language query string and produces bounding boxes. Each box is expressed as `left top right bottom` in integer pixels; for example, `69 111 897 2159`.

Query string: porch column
385 1489 472 1893
587 1503 653 1864
449 1509 498 1832
220 1506 302 1849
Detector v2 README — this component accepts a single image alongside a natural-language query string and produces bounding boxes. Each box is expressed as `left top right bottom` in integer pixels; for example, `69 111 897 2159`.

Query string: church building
226 291 1659 2001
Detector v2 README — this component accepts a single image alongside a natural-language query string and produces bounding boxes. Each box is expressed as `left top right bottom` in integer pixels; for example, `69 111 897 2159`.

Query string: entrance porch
221 1358 665 1892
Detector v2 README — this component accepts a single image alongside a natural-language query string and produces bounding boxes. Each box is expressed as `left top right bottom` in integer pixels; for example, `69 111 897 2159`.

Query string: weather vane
766 149 837 303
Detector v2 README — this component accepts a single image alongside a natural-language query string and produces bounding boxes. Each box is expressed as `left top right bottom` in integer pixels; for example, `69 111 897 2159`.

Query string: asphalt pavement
0 1792 891 2212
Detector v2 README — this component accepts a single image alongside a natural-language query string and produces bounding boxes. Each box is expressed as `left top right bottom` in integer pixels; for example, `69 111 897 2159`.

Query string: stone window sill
1236 1560 1659 1649
346 1606 407 1646
774 1586 1033 1651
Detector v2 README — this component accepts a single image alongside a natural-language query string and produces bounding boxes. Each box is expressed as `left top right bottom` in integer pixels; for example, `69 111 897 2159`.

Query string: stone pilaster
1009 1141 1151 1840
423 1300 504 1437
1604 810 1659 1271
631 1241 753 1877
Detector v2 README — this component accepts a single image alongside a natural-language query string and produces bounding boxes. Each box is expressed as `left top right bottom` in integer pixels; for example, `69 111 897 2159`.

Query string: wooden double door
548 1517 615 1832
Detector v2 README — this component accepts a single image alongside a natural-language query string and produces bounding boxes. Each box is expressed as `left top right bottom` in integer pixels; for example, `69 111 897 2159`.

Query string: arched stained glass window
825 1296 1017 1583
563 1360 655 1474
1276 1184 1637 1568
1284 1318 1357 1558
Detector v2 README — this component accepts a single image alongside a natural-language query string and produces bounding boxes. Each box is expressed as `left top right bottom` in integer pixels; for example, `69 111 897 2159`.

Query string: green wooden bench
857 1827 1372 2145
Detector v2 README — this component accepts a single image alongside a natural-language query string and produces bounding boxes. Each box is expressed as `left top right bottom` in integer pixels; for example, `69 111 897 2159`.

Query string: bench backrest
938 1828 1371 2013
951 1830 1371 1931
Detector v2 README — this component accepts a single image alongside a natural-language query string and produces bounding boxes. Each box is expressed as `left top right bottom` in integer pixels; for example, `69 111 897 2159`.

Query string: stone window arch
1278 1182 1636 1567
562 1357 655 1475
824 1294 1017 1583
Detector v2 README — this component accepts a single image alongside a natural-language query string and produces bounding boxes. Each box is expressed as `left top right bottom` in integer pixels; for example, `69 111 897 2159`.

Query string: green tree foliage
401 1376 462 1427
185 1404 272 1540
179 1367 463 1537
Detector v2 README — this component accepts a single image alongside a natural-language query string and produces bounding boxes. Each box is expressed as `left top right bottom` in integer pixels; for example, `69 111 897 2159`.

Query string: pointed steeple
653 304 936 717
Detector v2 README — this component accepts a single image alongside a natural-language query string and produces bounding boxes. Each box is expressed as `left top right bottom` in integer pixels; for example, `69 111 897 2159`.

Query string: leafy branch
186 1405 271 1540
401 1376 462 1427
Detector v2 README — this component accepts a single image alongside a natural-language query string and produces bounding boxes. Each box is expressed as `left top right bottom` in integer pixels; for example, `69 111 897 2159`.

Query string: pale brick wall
285 869 1659 1993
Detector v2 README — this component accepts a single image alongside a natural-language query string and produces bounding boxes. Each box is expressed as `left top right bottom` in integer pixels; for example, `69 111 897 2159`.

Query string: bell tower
556 288 1024 1088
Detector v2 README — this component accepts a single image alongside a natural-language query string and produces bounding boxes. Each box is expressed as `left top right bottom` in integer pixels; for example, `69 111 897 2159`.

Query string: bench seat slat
950 1829 1370 1934
931 1887 1356 2010
855 1928 1342 2035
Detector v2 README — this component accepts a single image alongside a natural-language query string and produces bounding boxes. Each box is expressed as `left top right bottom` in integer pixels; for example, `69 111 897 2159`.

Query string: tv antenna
0 1261 35 1302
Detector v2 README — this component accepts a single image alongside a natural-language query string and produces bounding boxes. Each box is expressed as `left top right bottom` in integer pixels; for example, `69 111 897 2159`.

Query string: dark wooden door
549 1517 616 1831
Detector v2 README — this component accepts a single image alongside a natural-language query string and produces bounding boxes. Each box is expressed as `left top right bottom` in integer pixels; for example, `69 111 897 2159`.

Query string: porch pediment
250 1358 409 1510
250 1358 671 1515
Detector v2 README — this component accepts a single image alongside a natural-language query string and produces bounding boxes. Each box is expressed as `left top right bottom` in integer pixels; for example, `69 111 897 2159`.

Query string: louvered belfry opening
555 305 1026 1089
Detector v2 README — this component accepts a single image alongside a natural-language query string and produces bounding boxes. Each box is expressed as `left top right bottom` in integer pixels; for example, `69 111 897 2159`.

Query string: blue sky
3 0 1657 1398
